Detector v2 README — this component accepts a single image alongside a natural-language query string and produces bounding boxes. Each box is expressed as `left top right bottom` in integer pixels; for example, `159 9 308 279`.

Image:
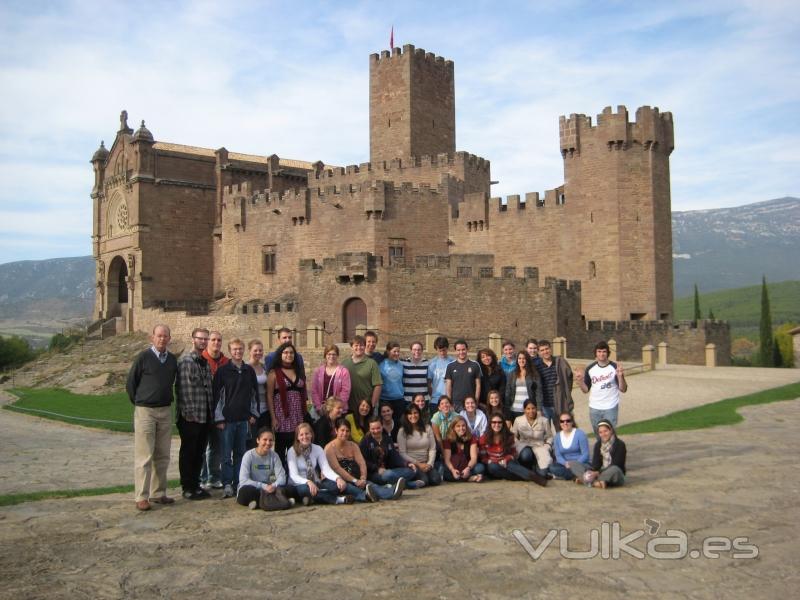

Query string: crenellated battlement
308 150 490 187
559 105 674 157
369 44 454 71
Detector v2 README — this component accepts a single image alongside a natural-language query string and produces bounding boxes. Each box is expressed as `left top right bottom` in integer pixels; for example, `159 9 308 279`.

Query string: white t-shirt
584 361 621 410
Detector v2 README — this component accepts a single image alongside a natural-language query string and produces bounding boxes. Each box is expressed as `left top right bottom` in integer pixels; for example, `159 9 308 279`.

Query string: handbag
258 487 292 511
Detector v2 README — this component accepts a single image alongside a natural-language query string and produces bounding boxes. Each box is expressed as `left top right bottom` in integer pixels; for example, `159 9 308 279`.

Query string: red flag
390 26 394 50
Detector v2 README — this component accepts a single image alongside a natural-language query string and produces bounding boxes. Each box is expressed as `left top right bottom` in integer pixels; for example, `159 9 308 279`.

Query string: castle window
263 304 270 314
589 261 596 279
389 239 405 266
457 266 472 278
262 245 276 274
480 267 493 278
242 305 248 315
557 193 566 205
287 302 294 312
252 304 259 314
502 266 516 278
274 303 281 313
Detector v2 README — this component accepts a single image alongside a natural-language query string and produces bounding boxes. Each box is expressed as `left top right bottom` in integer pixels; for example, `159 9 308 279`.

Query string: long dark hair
354 398 372 433
513 350 532 380
477 348 501 376
271 341 305 380
487 411 514 453
401 405 425 436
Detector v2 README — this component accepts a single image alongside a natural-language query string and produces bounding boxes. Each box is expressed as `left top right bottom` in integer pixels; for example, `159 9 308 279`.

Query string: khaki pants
134 405 172 501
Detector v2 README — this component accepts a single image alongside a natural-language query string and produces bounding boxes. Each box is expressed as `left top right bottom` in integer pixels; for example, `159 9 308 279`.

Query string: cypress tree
707 308 715 320
693 284 702 321
759 276 774 367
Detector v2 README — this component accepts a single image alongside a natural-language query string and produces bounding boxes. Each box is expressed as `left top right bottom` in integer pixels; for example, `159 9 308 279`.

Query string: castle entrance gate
106 255 128 318
343 298 367 343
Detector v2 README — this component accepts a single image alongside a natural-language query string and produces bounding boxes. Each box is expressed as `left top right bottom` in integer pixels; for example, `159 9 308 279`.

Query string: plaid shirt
175 350 213 423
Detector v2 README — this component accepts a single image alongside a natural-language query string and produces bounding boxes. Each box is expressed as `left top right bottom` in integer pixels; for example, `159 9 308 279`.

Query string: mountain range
0 197 797 338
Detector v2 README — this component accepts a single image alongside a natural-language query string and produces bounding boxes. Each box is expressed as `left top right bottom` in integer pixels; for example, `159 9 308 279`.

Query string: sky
0 0 798 265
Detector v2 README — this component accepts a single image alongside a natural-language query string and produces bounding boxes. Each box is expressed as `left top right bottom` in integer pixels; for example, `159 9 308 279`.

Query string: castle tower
558 105 675 321
369 44 455 165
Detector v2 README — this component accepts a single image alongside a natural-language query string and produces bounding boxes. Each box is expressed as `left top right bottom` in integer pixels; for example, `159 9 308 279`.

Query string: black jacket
591 438 627 474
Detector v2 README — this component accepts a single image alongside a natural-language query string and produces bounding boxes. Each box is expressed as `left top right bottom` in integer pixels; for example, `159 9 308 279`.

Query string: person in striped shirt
402 341 429 405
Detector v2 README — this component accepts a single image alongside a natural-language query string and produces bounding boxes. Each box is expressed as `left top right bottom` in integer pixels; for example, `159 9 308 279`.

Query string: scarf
301 444 318 483
275 367 290 417
600 435 616 470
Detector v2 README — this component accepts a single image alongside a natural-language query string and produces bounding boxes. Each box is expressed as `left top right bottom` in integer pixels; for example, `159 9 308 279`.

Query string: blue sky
0 0 798 265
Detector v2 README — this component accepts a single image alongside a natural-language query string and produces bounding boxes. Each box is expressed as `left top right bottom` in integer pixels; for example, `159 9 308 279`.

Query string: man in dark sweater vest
213 338 258 498
126 324 178 511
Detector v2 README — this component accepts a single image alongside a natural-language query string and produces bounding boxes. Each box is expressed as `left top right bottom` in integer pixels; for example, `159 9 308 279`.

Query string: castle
89 44 729 364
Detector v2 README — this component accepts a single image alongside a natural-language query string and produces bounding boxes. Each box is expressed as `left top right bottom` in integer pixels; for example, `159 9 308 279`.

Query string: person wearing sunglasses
548 412 590 480
478 413 547 486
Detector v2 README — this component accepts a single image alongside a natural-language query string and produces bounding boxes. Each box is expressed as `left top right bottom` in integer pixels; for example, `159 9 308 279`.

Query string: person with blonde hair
313 396 345 448
287 423 354 505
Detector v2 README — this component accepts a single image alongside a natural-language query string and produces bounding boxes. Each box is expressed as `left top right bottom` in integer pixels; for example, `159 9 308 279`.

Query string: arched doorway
106 256 129 318
342 297 367 343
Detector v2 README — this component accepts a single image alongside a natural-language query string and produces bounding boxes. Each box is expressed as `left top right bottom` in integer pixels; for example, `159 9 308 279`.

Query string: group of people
126 325 629 512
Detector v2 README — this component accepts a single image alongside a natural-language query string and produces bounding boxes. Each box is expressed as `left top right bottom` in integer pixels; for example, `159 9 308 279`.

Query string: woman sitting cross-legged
479 413 548 486
442 416 484 483
570 419 627 489
324 418 401 502
396 405 443 487
548 412 590 481
237 427 293 510
286 423 356 505
511 400 554 476
359 416 414 492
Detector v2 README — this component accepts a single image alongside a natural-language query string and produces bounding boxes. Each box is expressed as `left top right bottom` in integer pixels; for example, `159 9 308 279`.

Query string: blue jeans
292 480 340 505
370 467 415 486
341 481 395 502
218 421 249 487
201 428 221 484
485 460 535 481
589 405 619 437
443 462 485 482
540 406 555 424
549 462 589 480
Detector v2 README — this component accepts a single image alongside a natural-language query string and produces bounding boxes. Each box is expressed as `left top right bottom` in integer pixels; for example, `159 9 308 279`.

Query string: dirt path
0 400 797 599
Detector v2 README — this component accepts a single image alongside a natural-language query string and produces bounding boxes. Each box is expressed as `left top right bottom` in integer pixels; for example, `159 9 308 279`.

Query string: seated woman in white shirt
458 396 487 437
286 422 354 505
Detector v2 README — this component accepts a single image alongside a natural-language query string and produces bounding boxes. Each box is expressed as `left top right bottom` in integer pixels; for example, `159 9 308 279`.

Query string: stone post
705 343 717 367
552 337 565 357
425 329 439 354
355 324 367 338
657 342 668 366
642 344 656 371
260 328 272 346
608 339 618 362
488 333 502 355
271 326 282 349
306 323 323 349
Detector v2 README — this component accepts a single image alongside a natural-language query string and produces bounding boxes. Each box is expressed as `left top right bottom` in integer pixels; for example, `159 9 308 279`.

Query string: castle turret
90 140 109 195
369 44 455 165
558 105 675 321
131 120 155 180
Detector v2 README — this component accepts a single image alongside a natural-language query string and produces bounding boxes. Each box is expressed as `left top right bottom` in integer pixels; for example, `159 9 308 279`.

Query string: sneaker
195 488 211 499
223 484 235 498
183 490 203 501
392 477 406 500
410 479 426 489
365 483 378 502
211 480 224 489
199 482 211 491
288 498 296 507
248 500 258 510
301 496 312 506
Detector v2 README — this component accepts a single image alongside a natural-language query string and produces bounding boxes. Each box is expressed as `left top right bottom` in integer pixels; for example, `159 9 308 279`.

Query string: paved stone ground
0 399 798 599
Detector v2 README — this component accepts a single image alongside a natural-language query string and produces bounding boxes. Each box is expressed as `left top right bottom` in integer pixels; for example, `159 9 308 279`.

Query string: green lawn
2 387 175 434
616 381 800 435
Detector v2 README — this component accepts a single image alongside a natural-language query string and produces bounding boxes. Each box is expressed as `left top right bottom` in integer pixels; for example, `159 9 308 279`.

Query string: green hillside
674 280 800 340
